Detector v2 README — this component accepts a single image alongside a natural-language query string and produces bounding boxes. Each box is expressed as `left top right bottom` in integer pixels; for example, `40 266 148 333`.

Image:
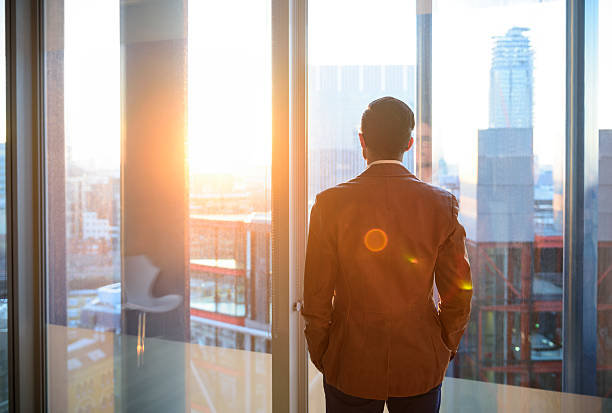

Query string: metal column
416 0 432 183
563 0 599 396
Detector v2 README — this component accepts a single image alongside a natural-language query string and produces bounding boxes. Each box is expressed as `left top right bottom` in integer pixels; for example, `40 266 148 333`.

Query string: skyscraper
452 27 566 389
308 65 416 200
461 26 535 246
489 27 533 129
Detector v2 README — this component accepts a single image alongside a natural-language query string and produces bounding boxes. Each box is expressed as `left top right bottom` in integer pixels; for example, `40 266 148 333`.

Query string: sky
187 0 271 174
59 0 611 176
64 0 120 171
308 0 416 66
433 0 612 177
432 0 565 179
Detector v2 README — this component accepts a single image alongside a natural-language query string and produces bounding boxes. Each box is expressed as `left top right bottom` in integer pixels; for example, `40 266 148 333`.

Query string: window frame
563 0 599 395
6 0 47 411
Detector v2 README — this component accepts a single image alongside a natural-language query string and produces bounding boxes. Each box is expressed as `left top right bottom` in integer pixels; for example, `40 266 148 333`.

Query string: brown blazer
302 162 472 400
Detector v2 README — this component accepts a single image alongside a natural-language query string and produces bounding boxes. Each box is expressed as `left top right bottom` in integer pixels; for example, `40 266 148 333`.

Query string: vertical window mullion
6 0 46 411
290 0 308 411
271 0 292 411
416 0 432 183
563 0 598 396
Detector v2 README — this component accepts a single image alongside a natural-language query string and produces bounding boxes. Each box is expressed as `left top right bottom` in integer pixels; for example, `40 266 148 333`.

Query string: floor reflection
49 324 271 412
49 324 610 413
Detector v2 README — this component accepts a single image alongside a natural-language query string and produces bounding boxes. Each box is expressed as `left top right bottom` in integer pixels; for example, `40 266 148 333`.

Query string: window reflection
432 0 565 391
597 0 612 399
36 0 612 410
46 0 272 411
307 0 417 410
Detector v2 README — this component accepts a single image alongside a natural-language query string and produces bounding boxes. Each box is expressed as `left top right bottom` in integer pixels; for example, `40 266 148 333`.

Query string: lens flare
460 280 473 290
364 228 388 252
402 253 419 264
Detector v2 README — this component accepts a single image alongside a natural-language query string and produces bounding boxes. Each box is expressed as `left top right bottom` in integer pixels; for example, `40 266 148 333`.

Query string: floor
47 325 611 412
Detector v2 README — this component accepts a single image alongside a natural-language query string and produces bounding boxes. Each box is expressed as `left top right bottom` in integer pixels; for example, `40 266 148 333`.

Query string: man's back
302 161 472 400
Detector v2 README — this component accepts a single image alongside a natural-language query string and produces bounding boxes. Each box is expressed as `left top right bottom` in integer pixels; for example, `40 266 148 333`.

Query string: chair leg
137 311 147 368
142 312 147 354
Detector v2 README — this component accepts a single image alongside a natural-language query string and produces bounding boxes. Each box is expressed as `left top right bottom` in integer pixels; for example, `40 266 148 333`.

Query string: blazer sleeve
302 195 338 373
434 194 473 352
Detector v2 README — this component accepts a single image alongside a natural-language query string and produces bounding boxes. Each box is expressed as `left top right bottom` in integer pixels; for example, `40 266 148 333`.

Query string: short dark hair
360 97 415 157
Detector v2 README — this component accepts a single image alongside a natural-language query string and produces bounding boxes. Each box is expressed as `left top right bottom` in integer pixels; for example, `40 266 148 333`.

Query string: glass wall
598 0 612 399
431 0 566 391
44 0 272 411
307 0 417 205
307 0 416 409
34 0 611 410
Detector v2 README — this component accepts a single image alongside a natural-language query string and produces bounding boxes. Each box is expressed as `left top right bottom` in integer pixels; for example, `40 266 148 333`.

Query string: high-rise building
452 27 566 389
461 26 535 245
462 128 534 244
189 213 271 353
489 27 533 129
308 65 416 200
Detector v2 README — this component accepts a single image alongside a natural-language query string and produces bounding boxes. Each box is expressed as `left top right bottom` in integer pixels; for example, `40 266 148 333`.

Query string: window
307 0 416 409
26 0 611 411
431 0 566 391
308 0 416 206
45 0 272 410
597 0 612 398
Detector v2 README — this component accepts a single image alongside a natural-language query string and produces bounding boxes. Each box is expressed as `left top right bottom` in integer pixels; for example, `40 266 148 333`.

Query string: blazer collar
357 162 417 179
366 159 404 169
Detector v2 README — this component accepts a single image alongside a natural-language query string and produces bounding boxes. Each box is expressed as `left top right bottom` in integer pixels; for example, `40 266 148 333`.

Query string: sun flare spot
402 253 419 264
460 280 473 291
364 228 388 252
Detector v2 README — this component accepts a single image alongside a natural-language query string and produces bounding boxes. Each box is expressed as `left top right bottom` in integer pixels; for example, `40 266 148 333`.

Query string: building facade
308 65 416 201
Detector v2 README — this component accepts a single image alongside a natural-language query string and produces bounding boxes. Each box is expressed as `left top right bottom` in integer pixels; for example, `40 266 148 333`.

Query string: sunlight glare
187 0 272 175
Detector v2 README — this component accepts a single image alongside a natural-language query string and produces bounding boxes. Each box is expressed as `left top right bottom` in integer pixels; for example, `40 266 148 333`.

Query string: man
302 97 472 412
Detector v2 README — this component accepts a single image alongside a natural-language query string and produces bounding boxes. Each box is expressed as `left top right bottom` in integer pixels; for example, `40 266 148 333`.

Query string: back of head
361 97 415 158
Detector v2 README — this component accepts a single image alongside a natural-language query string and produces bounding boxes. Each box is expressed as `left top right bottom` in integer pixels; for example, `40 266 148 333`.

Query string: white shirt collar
366 159 405 169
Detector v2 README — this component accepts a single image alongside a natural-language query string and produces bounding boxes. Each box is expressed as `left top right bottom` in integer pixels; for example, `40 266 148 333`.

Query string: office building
489 27 533 129
309 65 416 199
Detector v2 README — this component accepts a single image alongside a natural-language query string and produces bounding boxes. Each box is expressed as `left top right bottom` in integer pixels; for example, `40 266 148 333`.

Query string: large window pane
307 0 417 410
308 0 417 203
432 0 565 392
305 0 609 410
45 0 272 411
597 0 612 399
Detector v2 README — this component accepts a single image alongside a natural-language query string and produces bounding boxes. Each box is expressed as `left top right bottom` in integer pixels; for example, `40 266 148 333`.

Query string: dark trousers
323 379 442 413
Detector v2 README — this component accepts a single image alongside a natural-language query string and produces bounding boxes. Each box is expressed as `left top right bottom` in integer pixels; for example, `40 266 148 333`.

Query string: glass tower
489 27 533 129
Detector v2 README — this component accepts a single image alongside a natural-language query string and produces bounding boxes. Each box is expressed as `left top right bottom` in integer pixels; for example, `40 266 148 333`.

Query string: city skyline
54 0 612 173
448 15 559 388
31 0 612 407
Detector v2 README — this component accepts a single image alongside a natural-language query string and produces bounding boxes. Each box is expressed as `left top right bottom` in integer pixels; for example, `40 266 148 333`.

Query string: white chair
124 255 183 367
